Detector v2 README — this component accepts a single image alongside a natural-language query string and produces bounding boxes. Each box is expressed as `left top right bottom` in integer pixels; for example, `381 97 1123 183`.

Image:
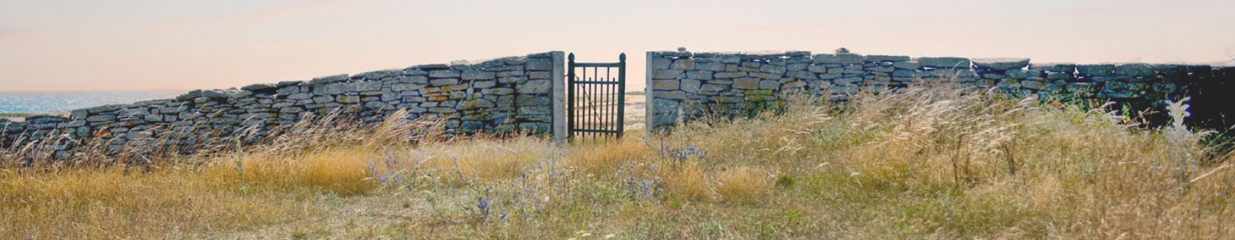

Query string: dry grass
660 162 715 202
716 166 768 202
3 84 1235 239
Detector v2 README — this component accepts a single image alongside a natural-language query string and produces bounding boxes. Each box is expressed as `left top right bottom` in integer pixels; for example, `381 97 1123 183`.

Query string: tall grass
2 80 1233 239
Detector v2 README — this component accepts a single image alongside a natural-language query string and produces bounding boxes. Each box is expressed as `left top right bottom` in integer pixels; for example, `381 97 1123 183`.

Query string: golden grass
0 164 307 239
4 86 1235 239
567 136 651 175
716 166 768 202
660 162 714 201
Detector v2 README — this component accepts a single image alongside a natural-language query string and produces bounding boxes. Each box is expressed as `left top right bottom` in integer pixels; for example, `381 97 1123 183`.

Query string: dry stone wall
0 51 565 158
646 50 1235 132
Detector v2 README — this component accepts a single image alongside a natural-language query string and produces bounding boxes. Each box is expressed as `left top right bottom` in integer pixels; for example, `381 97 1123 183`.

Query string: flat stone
517 80 551 94
734 78 760 90
687 71 713 79
1047 72 1073 80
1031 63 1076 73
1006 69 1040 79
713 72 744 78
517 106 552 115
309 74 349 85
430 79 460 86
526 58 554 70
671 59 695 70
758 80 781 90
241 83 278 91
813 54 865 64
462 70 496 80
892 61 919 69
429 70 461 78
1115 63 1155 76
651 57 672 70
972 58 1030 71
1076 64 1115 76
652 80 680 90
864 55 911 62
652 70 684 79
916 57 971 68
680 79 702 93
355 81 383 92
472 80 496 89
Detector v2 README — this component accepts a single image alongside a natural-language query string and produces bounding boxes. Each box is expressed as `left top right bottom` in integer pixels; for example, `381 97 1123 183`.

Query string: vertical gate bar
587 67 592 139
596 74 601 140
607 66 612 139
585 66 590 139
567 53 575 141
605 67 610 138
617 53 626 139
594 69 600 139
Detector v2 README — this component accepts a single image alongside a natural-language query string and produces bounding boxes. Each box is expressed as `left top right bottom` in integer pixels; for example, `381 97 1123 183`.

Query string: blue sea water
0 90 185 114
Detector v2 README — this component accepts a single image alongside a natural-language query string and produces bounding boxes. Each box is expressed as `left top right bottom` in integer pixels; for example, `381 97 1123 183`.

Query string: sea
0 90 185 114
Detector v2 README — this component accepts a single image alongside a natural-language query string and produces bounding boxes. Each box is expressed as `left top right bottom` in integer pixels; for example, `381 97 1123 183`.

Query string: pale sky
1 0 1233 92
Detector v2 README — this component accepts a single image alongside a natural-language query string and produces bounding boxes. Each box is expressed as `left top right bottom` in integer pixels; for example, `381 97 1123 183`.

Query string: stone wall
0 51 566 158
645 50 1235 132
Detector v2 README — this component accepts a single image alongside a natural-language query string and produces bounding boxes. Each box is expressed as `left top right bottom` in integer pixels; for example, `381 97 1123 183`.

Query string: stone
392 83 424 92
430 78 460 86
472 80 497 89
916 57 971 68
1077 64 1115 76
818 73 842 80
1047 72 1073 80
758 80 781 90
357 70 399 80
70 109 89 119
868 66 895 73
687 71 713 80
241 83 278 91
787 71 815 79
528 71 552 79
681 79 702 93
759 65 786 74
734 78 760 90
517 80 551 94
813 54 865 64
892 61 920 69
1115 63 1155 77
462 70 496 80
1006 69 1039 79
656 90 687 100
87 114 116 122
429 70 461 78
713 72 744 78
992 78 1022 89
652 80 680 90
865 55 911 62
651 58 672 70
526 58 554 70
309 74 349 85
1023 80 1051 90
313 83 348 95
287 93 312 100
892 69 920 78
518 106 552 115
972 58 1030 71
1032 63 1076 73
355 81 383 92
671 59 695 70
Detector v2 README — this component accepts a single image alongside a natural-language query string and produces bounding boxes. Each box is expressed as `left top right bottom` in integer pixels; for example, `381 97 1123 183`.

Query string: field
2 84 1234 239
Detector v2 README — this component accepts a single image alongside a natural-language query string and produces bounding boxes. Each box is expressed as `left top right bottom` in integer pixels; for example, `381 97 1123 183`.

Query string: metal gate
567 53 626 141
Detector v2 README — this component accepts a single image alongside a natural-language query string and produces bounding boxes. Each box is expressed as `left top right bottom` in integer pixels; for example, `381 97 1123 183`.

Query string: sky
1 0 1233 92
